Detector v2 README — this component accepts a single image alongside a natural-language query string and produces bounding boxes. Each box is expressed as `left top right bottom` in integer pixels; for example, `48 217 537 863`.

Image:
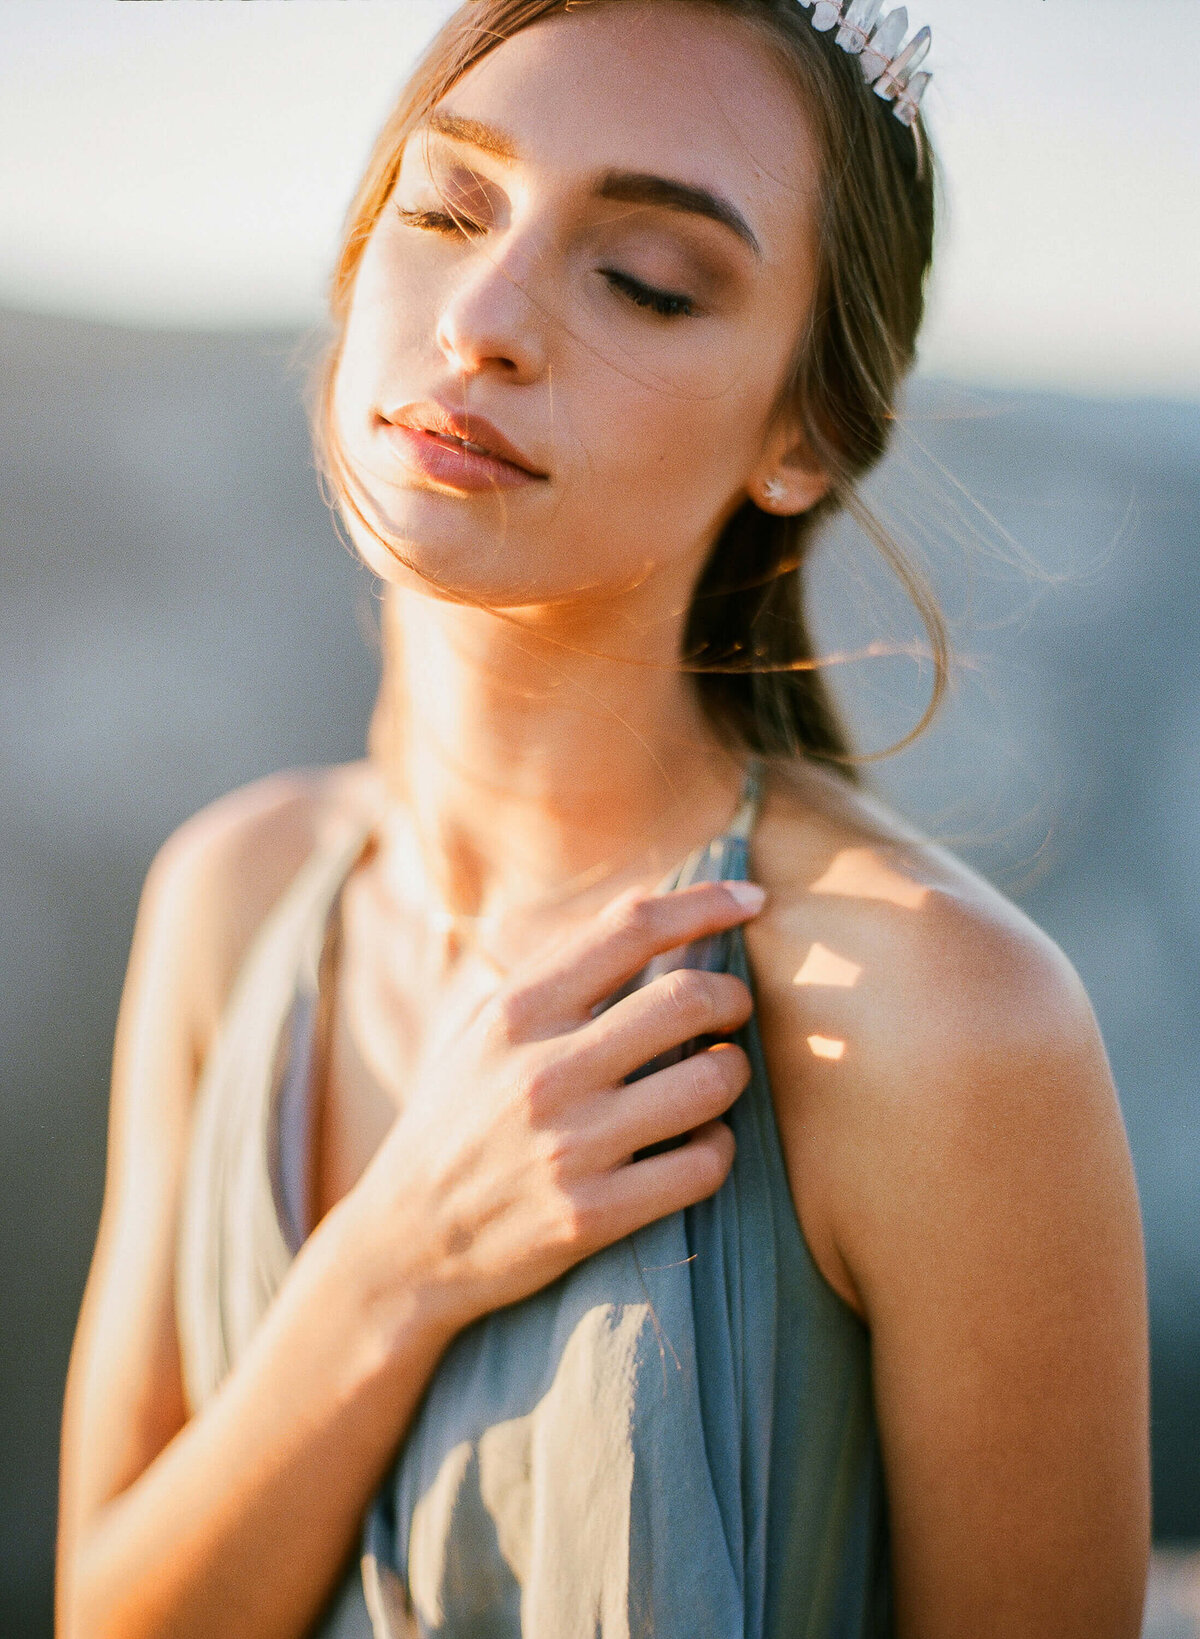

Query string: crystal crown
797 0 932 127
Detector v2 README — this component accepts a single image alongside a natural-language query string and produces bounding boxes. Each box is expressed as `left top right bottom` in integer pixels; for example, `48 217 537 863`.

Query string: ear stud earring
762 478 786 506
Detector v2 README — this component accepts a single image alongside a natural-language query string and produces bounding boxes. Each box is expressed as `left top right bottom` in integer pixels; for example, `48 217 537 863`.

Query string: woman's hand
326 878 764 1348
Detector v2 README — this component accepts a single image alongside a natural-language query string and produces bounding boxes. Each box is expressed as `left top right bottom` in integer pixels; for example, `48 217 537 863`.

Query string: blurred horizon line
5 299 1196 411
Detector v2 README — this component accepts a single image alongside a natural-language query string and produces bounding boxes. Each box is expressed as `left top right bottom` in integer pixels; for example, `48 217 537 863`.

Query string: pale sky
2 0 1197 398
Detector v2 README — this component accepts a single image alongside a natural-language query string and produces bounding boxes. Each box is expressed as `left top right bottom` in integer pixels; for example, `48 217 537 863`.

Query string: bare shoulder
58 759 383 1558
745 757 1148 1630
144 759 378 1060
744 755 1129 1315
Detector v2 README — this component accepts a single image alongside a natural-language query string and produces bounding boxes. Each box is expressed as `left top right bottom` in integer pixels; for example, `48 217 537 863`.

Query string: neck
366 584 749 935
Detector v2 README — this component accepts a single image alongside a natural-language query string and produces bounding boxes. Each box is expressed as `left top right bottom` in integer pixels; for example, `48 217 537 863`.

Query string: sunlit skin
326 2 829 977
56 8 1149 1639
810 844 932 909
793 940 864 989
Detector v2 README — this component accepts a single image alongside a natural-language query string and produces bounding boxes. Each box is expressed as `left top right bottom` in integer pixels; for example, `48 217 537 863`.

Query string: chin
340 499 561 610
344 512 487 602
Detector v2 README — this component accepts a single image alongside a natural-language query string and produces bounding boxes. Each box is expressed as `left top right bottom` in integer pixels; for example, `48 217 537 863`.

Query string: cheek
335 236 435 427
331 312 374 446
543 398 743 592
565 335 776 524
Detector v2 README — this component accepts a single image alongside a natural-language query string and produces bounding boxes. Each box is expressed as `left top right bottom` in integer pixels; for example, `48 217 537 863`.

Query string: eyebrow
422 111 762 259
426 111 520 163
595 172 761 258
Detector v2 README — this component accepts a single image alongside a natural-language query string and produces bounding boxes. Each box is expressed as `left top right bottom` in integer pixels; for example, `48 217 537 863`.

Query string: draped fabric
176 759 892 1637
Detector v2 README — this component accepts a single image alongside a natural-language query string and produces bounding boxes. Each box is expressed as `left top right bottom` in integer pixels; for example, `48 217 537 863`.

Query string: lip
377 401 549 492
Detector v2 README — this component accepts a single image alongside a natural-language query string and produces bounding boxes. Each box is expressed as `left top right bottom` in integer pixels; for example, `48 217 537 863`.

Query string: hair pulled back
314 0 943 776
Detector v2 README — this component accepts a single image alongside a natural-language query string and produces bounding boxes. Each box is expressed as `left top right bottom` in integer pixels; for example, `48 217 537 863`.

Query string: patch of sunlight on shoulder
792 942 863 990
809 847 928 911
807 1035 846 1062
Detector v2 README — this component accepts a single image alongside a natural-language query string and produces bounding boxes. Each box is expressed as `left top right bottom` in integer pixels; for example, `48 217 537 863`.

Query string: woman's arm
55 783 455 1639
766 870 1150 1639
57 785 766 1639
864 915 1147 1637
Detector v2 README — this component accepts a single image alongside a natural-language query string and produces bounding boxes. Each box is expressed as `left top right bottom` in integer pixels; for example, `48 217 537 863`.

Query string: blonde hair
313 0 945 776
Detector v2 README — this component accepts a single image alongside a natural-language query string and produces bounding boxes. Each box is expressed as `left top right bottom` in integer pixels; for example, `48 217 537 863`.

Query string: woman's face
332 1 825 614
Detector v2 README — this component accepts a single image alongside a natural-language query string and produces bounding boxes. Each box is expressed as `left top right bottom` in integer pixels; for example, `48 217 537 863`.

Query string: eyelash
599 268 695 319
395 206 483 237
393 204 697 320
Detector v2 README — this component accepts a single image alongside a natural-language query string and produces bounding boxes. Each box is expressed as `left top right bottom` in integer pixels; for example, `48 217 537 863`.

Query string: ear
748 419 831 516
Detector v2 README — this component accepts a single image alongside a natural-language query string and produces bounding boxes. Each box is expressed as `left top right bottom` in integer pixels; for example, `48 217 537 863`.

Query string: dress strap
270 816 374 1255
726 753 766 845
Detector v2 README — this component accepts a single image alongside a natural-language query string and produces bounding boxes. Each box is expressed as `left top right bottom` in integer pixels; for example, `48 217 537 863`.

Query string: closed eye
601 269 696 319
394 205 696 318
394 204 486 237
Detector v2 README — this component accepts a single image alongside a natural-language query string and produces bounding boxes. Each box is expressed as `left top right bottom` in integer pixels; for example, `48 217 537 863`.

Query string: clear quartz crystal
837 0 883 54
894 24 932 80
893 68 931 126
812 1 843 32
859 6 907 82
875 23 931 98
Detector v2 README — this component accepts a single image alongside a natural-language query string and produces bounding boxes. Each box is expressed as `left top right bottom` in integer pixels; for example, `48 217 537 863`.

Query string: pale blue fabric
176 757 891 1638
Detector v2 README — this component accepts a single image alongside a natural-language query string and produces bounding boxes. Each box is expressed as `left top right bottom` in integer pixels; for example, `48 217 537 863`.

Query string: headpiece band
797 0 933 128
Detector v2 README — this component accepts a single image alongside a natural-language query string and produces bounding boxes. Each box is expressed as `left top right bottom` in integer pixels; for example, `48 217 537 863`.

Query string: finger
567 967 753 1088
596 1042 750 1166
585 1118 737 1245
509 879 765 1029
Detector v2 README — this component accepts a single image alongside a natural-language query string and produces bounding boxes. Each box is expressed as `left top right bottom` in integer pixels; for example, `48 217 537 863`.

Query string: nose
434 243 549 383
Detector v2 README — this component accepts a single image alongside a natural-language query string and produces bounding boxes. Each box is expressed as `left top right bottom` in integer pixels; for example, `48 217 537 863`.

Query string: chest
306 902 499 1230
303 890 848 1320
305 857 615 1232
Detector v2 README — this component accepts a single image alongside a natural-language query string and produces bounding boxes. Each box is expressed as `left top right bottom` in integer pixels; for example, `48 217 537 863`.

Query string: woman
55 2 1150 1635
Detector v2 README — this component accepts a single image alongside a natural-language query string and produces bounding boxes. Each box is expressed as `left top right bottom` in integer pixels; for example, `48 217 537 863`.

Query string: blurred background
1 1 1197 1634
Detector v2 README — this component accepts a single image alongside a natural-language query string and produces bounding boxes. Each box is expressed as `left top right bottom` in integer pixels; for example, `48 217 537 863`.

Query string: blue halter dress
175 756 892 1637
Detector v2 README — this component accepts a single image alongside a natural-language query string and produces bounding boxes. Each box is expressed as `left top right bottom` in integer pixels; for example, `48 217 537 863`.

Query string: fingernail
723 880 766 912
